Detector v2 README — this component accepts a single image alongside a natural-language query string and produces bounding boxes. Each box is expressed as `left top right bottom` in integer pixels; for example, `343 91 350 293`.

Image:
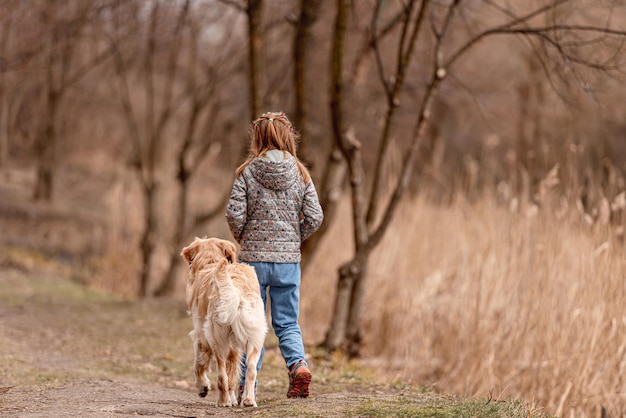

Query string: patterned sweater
226 152 324 263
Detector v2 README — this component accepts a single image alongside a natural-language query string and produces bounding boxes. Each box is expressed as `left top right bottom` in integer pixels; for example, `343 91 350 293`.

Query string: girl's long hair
236 111 311 183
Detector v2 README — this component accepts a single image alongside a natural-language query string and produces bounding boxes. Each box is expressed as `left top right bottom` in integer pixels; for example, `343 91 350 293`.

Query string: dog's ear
222 240 238 263
181 238 201 264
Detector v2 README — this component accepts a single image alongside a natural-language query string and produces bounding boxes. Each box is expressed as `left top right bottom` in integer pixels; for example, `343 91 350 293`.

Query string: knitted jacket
226 152 323 263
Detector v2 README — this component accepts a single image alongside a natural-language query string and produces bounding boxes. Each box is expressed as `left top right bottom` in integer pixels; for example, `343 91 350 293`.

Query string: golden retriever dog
181 237 267 407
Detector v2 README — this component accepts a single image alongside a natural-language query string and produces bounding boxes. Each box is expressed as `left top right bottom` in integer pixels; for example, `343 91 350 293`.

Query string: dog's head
181 237 237 275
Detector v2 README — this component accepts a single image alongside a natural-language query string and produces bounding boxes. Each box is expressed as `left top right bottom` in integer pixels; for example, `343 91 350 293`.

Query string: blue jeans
240 262 308 386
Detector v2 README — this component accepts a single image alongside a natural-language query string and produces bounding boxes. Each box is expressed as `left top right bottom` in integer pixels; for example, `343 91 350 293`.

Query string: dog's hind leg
193 339 212 397
242 344 262 407
215 354 233 407
226 349 242 406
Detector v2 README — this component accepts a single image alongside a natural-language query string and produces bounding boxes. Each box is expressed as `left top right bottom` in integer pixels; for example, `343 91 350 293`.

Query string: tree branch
495 26 626 72
216 0 247 13
366 0 427 228
371 0 393 99
193 190 231 229
349 2 406 85
444 0 571 69
368 0 459 249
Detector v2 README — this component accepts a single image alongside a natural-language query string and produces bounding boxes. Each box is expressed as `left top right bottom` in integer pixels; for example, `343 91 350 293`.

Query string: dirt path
0 268 416 418
1 379 384 418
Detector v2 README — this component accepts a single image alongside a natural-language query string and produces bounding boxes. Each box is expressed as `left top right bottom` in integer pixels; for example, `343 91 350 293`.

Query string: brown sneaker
287 360 311 398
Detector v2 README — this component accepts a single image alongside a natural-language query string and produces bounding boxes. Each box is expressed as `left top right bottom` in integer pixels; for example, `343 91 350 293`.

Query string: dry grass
302 192 626 418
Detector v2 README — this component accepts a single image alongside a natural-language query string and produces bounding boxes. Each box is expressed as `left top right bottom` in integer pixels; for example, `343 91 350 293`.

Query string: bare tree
109 0 191 297
31 0 114 201
154 7 245 296
300 1 409 269
323 0 626 356
323 0 441 355
109 0 248 297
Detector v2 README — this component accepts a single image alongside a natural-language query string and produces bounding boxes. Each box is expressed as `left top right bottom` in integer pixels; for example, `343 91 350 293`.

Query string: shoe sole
287 370 311 398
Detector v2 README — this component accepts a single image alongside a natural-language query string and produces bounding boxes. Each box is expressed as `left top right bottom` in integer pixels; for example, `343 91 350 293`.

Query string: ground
0 264 536 418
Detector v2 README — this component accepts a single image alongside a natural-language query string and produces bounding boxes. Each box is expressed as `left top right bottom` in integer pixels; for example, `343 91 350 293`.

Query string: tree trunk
33 24 59 202
300 145 346 270
0 106 7 168
323 251 370 354
138 184 158 298
345 255 369 357
247 0 266 119
33 149 54 200
154 181 188 297
33 90 58 201
293 0 321 147
323 259 361 351
0 20 9 168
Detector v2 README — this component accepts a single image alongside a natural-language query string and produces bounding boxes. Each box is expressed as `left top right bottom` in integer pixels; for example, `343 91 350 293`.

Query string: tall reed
303 192 626 417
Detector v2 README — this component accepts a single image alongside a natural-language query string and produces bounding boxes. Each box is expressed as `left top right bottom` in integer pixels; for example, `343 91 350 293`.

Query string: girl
226 111 323 400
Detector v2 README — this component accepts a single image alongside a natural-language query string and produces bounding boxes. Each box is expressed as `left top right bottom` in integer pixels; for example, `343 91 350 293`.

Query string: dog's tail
214 258 240 326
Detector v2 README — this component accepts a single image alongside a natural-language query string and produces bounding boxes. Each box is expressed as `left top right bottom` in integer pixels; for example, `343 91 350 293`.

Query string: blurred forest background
1 0 626 416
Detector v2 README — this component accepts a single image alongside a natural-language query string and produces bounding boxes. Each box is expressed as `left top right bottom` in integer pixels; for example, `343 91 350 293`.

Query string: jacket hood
248 154 300 190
